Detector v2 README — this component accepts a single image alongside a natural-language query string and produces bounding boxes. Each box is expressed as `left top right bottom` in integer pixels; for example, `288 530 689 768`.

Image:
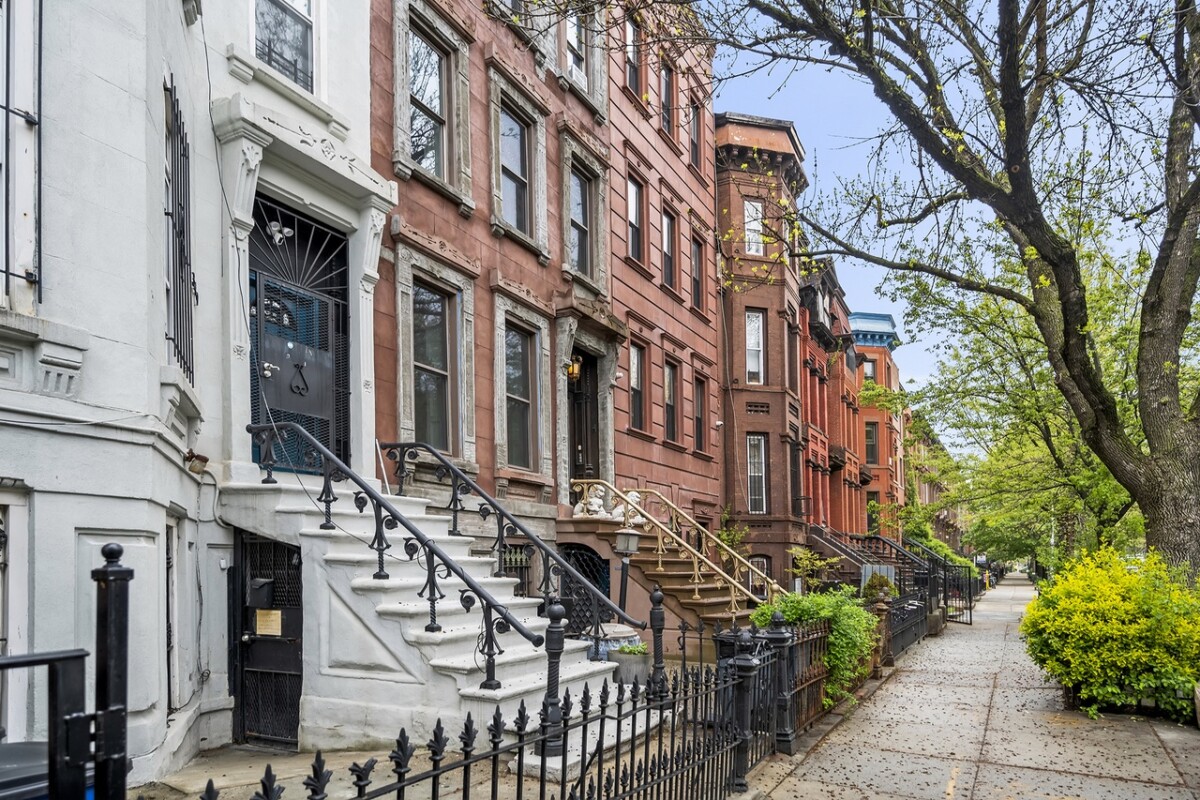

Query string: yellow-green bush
1020 548 1200 721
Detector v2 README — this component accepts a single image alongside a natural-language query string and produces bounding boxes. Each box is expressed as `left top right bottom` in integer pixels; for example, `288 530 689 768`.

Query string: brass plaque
256 609 282 637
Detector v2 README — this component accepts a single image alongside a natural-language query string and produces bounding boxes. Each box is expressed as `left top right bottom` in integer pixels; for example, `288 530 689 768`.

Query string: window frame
661 207 678 289
494 295 553 477
660 60 675 135
865 421 879 465
411 280 458 452
488 67 550 262
863 358 877 381
407 24 450 182
745 308 765 384
254 0 315 93
559 134 610 291
689 97 703 169
664 360 679 442
397 244 477 466
690 235 705 310
693 375 707 453
498 103 532 235
626 173 646 264
744 198 764 256
747 434 768 514
503 323 538 471
625 16 643 97
629 341 648 431
393 2 474 215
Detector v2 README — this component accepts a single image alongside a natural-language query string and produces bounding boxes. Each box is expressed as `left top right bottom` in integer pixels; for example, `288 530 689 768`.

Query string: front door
568 351 600 499
249 196 350 468
233 532 303 747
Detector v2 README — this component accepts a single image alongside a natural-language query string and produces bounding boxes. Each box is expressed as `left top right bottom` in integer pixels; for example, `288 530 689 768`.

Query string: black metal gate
944 563 974 624
234 532 304 747
249 195 350 470
560 543 612 636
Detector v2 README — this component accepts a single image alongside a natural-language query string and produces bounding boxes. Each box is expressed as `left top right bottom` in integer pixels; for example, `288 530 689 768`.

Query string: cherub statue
572 485 607 517
610 490 646 526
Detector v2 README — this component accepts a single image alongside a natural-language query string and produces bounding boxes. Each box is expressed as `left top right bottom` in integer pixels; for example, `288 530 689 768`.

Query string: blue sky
715 66 940 388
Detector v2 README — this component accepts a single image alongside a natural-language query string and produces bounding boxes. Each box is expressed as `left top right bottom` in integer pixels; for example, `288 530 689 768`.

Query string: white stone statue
610 490 647 526
572 485 607 517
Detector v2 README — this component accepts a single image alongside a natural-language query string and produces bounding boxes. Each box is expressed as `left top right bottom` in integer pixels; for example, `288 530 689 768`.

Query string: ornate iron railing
570 479 760 617
378 443 646 648
249 423 548 688
192 589 831 800
636 488 786 602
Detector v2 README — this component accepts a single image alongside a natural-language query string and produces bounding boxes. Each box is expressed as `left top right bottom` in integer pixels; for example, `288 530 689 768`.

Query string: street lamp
613 527 642 612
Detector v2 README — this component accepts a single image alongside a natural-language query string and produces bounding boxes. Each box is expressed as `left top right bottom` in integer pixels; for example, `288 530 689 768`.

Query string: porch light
614 527 641 556
564 355 582 383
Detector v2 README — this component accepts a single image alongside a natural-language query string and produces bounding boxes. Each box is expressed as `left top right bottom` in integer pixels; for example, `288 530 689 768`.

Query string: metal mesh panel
242 671 302 744
243 534 303 608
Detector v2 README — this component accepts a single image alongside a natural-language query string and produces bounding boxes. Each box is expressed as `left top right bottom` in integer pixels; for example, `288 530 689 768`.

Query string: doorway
568 350 600 498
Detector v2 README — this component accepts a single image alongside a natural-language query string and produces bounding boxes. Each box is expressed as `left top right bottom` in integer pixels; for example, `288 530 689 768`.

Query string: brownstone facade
851 313 906 539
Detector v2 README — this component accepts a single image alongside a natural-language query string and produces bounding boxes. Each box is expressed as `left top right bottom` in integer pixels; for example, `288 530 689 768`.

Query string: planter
607 650 652 687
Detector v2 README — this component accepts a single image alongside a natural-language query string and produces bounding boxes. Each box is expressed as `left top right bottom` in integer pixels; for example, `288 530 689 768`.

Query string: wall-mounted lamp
564 355 582 383
184 449 210 475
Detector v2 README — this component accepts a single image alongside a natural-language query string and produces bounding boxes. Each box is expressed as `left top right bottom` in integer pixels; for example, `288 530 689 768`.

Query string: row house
851 312 906 539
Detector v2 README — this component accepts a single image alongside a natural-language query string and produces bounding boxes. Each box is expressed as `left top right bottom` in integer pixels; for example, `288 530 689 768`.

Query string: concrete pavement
749 576 1200 800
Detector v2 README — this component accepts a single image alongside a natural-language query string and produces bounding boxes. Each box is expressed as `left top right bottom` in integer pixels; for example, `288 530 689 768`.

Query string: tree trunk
1136 455 1200 577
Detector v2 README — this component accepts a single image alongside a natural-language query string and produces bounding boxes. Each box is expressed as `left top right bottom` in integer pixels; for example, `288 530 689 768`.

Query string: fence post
871 594 893 674
46 655 89 800
761 611 797 755
538 597 566 758
649 585 667 701
730 627 759 793
92 543 134 800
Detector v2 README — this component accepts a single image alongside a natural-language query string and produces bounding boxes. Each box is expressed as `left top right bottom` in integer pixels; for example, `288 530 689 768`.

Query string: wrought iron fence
193 589 834 800
904 538 974 625
0 544 132 800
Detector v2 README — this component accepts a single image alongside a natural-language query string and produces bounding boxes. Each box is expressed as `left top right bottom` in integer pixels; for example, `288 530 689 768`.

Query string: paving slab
751 576 1200 800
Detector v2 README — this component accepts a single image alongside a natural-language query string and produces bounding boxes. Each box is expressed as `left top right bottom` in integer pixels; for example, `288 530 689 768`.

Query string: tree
680 0 1200 571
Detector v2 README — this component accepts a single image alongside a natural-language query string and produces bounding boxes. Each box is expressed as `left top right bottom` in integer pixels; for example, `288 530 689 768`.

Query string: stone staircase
220 477 616 750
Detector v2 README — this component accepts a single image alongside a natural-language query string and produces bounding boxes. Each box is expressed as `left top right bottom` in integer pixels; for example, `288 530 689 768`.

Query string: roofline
714 111 806 162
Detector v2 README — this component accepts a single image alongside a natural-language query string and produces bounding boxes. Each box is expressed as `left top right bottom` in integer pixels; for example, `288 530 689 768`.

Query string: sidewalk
750 576 1200 800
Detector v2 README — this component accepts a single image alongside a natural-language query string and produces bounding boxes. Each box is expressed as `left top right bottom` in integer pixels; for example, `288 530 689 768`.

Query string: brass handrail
636 488 786 603
571 479 761 617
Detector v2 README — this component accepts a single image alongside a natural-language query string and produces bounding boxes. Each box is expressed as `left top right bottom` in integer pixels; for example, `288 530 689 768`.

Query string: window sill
623 255 654 281
662 440 688 453
225 44 350 141
656 127 683 157
497 466 552 486
625 427 656 443
658 282 684 304
619 85 652 119
687 162 708 186
559 75 607 125
691 450 714 461
565 268 606 297
491 217 551 266
396 158 475 219
688 305 711 324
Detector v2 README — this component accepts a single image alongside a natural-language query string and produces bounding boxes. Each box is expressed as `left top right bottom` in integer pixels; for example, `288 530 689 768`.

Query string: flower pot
607 650 652 688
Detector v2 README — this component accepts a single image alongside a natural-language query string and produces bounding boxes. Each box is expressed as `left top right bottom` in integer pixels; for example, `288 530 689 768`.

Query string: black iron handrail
808 528 875 566
378 442 646 633
862 534 930 568
248 423 545 690
902 537 950 566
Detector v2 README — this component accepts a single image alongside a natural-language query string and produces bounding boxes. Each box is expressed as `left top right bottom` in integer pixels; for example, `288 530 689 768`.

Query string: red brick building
851 312 906 539
822 286 869 538
714 112 811 589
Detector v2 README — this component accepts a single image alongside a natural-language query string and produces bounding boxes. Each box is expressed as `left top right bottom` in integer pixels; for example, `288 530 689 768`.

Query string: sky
714 66 941 389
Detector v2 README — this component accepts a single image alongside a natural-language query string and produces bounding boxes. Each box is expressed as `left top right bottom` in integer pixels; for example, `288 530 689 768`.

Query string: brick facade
851 313 906 539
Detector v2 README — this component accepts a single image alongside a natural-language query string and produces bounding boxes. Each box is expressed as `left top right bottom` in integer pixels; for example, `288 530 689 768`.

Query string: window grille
165 80 195 382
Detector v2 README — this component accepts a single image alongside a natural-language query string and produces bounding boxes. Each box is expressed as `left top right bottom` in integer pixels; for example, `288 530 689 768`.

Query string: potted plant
607 642 652 687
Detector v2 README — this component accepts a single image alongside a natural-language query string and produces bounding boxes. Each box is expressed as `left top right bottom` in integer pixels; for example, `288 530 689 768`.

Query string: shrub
750 586 879 708
1020 547 1200 722
861 572 898 601
615 642 648 655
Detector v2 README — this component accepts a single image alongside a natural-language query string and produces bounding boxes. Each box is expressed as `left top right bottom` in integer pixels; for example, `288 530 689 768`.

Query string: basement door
233 532 303 747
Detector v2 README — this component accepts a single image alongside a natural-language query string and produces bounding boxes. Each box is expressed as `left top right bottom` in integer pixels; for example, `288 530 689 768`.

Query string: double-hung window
662 209 677 289
566 15 588 89
747 434 767 514
627 175 644 262
689 99 702 168
499 106 531 234
505 325 537 470
569 167 592 276
255 0 313 92
630 342 646 430
744 199 764 256
745 309 764 384
865 422 879 465
409 27 448 179
863 358 877 381
625 18 642 95
664 361 679 442
693 377 707 452
690 237 704 309
660 63 674 133
413 282 456 451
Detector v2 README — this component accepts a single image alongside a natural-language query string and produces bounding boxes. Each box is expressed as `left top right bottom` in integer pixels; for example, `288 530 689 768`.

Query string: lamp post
613 527 641 612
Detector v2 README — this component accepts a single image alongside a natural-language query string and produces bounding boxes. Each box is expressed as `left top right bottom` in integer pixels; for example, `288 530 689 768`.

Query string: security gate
233 532 303 747
944 563 974 625
249 195 350 469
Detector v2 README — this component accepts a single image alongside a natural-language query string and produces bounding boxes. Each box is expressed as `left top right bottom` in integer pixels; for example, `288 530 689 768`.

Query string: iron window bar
2 0 44 302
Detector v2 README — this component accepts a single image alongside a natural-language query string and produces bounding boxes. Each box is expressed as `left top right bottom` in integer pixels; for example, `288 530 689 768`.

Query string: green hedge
750 587 879 708
1020 547 1200 722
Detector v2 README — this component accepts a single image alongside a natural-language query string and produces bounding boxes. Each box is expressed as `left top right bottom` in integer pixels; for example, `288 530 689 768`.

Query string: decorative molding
224 44 351 141
391 215 481 278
